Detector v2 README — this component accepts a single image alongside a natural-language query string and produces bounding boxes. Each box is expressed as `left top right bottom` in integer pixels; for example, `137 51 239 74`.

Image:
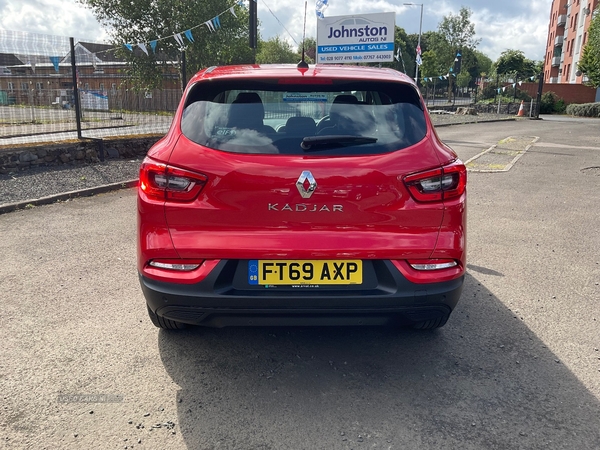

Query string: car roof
190 64 416 86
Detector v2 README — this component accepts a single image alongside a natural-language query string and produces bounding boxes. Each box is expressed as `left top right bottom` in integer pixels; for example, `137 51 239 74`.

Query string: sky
0 0 552 62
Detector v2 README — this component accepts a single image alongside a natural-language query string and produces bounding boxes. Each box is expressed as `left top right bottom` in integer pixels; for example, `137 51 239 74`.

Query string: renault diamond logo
296 171 317 199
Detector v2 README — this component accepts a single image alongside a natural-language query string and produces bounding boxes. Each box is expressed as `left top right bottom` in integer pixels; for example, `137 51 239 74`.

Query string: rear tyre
147 305 187 330
411 314 449 330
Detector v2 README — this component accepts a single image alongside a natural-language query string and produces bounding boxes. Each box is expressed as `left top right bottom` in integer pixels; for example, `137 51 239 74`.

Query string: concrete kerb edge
0 179 138 215
434 117 518 127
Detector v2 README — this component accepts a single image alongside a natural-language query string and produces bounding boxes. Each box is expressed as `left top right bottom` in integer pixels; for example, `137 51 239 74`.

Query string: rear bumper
140 260 464 327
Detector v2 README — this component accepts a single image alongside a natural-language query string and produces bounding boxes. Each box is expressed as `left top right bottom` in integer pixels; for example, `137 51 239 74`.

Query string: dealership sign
316 12 395 64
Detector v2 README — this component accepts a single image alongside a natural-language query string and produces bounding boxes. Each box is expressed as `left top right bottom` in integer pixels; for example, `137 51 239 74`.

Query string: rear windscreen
180 79 427 156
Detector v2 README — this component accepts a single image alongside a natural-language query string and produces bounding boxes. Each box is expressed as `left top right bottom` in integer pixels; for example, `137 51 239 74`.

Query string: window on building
84 82 89 90
7 82 14 92
36 82 43 91
21 82 29 92
570 39 574 56
573 13 578 30
111 83 117 92
99 83 105 91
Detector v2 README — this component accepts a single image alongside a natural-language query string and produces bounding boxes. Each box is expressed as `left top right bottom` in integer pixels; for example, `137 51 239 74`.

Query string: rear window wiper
301 135 378 151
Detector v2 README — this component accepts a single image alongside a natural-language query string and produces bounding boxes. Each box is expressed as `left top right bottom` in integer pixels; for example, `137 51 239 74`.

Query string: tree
298 37 317 64
436 7 480 100
578 10 600 88
380 27 412 75
256 36 299 64
495 49 526 75
79 0 254 88
420 50 443 77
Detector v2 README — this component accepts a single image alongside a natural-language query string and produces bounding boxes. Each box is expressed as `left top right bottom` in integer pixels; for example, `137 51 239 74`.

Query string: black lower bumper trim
140 260 463 328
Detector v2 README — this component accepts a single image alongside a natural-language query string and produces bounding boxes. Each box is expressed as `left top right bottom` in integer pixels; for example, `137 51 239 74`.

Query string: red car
137 64 466 330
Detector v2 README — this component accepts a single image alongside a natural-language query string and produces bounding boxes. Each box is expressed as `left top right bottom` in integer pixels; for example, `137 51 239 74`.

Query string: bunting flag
138 43 149 55
29 61 35 73
518 81 523 86
174 33 185 48
316 0 329 19
120 1 242 57
394 47 401 62
49 56 60 73
205 20 216 32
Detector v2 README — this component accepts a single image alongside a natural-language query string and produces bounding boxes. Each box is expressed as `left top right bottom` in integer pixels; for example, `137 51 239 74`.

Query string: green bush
540 91 567 114
565 102 600 117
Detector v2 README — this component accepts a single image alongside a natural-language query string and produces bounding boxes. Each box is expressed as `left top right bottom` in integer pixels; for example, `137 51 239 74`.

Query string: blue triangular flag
150 40 158 53
213 16 221 29
49 56 60 73
184 29 194 43
124 43 133 52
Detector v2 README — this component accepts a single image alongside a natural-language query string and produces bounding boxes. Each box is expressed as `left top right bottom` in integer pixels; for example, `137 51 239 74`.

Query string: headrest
228 92 265 128
332 94 359 105
284 116 316 135
330 94 359 116
233 92 264 104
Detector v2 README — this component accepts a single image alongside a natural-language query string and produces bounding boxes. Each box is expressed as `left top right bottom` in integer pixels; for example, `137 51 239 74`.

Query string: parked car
137 63 466 330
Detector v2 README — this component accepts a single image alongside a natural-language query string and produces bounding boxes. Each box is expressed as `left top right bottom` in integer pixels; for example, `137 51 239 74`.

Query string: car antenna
297 1 309 69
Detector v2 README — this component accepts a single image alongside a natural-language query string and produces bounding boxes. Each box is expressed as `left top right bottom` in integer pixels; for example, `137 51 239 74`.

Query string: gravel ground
0 113 516 208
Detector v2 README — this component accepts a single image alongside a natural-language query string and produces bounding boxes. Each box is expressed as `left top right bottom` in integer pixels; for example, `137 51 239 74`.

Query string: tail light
143 259 220 284
408 259 457 270
139 158 207 202
403 161 466 202
392 259 464 283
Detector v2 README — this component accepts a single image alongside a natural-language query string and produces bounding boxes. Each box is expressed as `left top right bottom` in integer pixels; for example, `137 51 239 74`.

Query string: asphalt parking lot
1 118 599 449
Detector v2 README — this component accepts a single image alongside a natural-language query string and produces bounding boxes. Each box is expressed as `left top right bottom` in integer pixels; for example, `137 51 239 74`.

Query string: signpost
316 12 396 64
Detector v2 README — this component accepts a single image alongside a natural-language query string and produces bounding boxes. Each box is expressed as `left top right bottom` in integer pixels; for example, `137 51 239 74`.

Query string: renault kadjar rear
137 64 466 330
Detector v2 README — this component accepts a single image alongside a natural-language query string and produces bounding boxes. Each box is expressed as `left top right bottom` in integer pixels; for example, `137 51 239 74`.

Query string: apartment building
544 0 598 84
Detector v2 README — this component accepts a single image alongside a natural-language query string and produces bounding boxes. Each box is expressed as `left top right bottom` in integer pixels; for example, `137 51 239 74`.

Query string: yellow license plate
248 260 362 285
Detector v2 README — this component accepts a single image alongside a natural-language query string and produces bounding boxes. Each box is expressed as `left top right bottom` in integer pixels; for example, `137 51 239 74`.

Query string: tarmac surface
1 117 598 449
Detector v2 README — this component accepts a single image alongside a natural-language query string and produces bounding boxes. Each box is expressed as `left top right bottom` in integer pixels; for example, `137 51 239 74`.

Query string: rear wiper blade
301 135 378 151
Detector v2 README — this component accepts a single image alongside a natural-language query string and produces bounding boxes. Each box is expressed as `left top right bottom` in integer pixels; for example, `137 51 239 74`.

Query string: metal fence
0 30 182 146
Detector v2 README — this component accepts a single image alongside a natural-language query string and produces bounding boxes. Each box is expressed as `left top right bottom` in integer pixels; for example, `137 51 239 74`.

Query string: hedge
565 102 600 117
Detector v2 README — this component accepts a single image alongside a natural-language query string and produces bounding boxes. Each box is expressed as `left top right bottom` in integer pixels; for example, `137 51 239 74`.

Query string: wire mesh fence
0 29 183 145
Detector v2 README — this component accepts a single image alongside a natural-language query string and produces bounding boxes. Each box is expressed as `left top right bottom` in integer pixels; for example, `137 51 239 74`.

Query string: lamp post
403 3 423 84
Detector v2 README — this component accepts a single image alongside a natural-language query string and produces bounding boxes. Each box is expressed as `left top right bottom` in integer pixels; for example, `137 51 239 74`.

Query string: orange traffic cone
517 100 525 117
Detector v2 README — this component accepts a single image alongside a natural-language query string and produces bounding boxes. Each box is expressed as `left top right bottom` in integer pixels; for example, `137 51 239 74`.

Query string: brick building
544 0 599 84
0 42 180 110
